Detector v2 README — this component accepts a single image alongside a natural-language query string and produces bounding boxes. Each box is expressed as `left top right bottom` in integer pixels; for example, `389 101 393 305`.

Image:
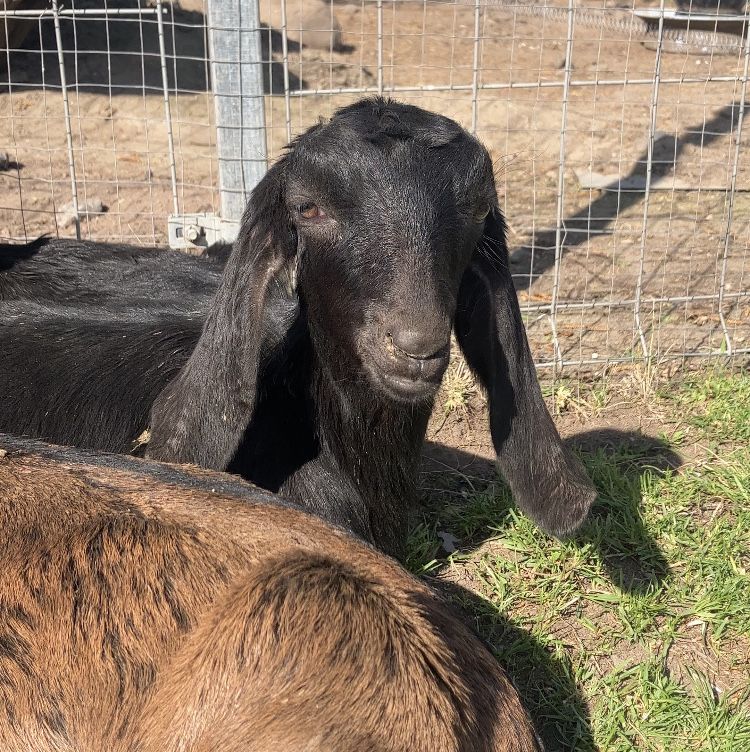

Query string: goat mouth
366 362 445 403
360 339 449 403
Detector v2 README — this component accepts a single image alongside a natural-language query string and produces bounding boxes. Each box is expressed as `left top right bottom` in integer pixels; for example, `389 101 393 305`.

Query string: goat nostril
388 328 449 361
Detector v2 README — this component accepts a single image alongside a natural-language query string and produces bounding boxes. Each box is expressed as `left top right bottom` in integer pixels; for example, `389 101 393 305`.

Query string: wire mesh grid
1 0 749 377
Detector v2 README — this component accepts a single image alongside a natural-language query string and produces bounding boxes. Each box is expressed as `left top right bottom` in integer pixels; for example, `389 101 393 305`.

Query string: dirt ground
424 348 687 473
1 0 749 370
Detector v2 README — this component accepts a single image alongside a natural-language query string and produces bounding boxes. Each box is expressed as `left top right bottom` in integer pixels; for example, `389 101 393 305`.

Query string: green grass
411 367 750 752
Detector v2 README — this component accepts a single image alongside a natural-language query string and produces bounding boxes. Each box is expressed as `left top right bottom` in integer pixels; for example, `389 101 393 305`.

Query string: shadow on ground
566 428 679 591
0 0 310 95
428 575 595 752
509 103 742 287
421 428 679 592
415 428 682 750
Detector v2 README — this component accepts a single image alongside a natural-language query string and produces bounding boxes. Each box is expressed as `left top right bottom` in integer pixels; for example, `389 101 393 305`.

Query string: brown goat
0 435 541 752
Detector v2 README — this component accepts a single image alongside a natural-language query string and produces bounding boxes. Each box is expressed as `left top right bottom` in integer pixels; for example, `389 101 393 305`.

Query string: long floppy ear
454 206 597 537
146 157 299 469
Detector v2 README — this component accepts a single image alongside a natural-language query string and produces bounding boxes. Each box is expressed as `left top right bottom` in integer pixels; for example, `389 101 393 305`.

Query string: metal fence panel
1 0 748 373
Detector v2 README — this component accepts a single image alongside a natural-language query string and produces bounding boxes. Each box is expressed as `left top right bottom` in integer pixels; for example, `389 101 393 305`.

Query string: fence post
208 0 267 226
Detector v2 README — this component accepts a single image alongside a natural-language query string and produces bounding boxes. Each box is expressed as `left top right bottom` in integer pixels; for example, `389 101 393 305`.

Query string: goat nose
389 327 449 360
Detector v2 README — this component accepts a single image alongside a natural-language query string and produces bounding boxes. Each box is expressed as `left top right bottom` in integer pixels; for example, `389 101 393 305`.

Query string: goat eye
297 202 325 220
474 204 491 222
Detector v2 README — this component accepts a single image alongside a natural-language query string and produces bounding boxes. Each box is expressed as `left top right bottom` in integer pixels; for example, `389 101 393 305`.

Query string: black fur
0 98 596 553
0 237 226 307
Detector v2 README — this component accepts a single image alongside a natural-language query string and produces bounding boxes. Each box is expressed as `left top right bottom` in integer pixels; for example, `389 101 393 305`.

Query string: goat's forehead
289 129 490 194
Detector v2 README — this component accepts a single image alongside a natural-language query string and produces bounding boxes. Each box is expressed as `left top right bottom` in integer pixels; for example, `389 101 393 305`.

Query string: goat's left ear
454 206 597 537
146 157 299 469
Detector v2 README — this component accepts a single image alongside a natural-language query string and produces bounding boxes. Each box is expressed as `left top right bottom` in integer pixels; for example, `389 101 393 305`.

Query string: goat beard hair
283 322 433 553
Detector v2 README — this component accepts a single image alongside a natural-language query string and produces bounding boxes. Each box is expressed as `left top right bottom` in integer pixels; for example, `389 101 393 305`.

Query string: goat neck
308 340 432 553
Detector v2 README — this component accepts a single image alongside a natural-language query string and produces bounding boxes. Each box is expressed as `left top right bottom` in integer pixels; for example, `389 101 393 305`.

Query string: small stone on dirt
58 198 107 228
437 531 460 554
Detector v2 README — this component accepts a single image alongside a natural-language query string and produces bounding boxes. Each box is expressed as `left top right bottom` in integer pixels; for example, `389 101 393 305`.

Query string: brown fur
0 435 541 752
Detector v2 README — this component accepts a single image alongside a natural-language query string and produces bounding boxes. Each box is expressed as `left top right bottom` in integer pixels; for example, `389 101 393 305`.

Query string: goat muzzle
363 328 451 401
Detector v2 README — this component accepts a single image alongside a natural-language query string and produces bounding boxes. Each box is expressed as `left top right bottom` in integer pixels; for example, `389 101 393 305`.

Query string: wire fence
1 0 749 376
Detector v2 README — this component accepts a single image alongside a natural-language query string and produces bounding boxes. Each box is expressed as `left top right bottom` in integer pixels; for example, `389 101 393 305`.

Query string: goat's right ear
146 158 298 469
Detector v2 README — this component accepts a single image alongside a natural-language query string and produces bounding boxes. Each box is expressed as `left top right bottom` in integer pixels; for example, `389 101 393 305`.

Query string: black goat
0 97 596 553
0 236 228 307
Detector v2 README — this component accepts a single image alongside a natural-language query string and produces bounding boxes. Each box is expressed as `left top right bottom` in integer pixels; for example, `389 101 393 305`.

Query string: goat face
283 101 495 403
147 97 597 542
